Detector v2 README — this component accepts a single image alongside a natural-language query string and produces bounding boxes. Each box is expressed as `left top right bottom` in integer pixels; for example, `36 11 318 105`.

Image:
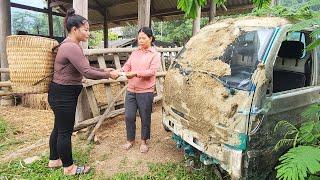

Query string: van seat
273 41 305 93
273 70 306 93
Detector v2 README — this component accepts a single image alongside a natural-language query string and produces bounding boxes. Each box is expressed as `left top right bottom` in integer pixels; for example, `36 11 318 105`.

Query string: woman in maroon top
47 8 116 175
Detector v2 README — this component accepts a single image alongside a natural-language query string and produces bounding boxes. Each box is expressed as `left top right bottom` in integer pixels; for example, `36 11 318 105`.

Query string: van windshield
219 28 275 90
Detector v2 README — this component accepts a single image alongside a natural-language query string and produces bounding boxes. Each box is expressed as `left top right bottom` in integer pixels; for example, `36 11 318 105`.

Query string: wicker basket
6 35 59 93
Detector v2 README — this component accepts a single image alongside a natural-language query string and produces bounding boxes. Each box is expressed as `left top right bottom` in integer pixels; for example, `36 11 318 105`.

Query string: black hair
138 27 155 43
64 8 88 33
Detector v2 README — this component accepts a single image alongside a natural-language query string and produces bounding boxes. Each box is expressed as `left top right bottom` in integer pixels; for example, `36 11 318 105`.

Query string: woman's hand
110 70 119 79
126 72 137 79
104 68 115 72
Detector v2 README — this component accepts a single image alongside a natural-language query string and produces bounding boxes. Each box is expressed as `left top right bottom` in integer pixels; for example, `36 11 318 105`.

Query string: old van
162 17 320 179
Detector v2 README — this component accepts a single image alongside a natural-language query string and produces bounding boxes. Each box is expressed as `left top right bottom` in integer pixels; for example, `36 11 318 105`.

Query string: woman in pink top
114 27 161 153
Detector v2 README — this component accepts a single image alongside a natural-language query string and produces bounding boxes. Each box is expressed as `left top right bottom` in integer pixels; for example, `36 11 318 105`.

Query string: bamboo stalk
83 47 182 56
0 91 14 96
0 81 11 87
87 84 128 142
83 72 166 87
0 68 9 73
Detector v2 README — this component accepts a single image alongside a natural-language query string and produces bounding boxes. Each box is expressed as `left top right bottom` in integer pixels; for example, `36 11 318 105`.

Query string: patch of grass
0 117 7 139
0 116 25 155
0 141 94 179
110 162 220 180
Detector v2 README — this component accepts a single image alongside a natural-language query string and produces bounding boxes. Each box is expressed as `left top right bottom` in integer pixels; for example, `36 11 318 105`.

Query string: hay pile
93 83 125 105
21 93 50 110
164 16 290 140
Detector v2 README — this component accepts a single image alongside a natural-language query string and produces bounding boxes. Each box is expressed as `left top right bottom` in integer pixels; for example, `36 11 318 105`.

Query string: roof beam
105 4 253 23
92 0 106 16
52 0 104 14
11 2 65 16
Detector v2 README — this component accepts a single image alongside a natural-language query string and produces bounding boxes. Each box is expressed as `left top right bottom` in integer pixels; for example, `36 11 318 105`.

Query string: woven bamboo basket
6 35 59 93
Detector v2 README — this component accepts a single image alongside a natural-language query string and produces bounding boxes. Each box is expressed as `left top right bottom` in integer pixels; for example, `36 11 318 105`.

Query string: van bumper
162 108 244 179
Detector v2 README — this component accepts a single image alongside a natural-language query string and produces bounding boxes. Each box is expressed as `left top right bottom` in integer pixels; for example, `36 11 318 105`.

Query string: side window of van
272 31 313 93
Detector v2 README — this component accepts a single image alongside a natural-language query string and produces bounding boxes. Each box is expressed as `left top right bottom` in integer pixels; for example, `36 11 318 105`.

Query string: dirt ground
0 104 184 177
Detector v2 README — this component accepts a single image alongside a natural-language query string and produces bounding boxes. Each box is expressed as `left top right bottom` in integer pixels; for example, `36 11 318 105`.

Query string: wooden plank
0 0 10 82
138 0 151 28
100 100 124 110
155 78 162 96
113 54 122 70
87 84 128 142
161 52 165 71
83 47 182 56
73 0 88 48
0 81 11 87
83 72 166 87
97 55 107 68
48 0 53 38
73 108 125 131
104 83 114 110
85 86 100 117
0 68 9 73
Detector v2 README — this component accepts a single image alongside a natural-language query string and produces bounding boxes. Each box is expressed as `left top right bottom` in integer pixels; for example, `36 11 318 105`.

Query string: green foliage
177 0 273 19
276 146 320 180
252 0 320 50
274 120 299 150
0 143 94 179
252 0 271 9
109 162 220 180
177 0 208 19
121 18 208 46
11 8 64 37
89 30 119 48
275 104 320 179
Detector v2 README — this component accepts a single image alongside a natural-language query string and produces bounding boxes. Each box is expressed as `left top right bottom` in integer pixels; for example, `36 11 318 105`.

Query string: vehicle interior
272 31 313 93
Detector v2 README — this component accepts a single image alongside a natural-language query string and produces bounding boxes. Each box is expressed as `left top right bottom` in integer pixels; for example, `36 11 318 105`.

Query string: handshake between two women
104 68 137 80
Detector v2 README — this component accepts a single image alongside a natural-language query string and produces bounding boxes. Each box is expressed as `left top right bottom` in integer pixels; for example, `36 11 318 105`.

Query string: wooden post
73 0 88 48
0 0 11 82
48 0 53 38
103 11 108 48
209 0 216 23
73 0 91 123
192 3 201 36
138 0 151 28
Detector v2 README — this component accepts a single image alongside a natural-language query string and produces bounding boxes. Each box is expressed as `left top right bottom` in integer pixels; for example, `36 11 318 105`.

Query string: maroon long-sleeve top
53 38 109 85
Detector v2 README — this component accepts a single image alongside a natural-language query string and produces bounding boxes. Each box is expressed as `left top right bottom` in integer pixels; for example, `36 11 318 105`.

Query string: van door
245 29 320 179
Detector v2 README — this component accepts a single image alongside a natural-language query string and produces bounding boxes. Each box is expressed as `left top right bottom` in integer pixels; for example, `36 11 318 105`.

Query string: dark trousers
125 91 154 141
48 82 82 167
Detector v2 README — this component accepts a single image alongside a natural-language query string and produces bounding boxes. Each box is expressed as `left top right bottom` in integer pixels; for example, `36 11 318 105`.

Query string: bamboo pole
0 81 11 87
87 84 128 142
83 72 166 87
0 68 9 73
83 47 182 56
0 91 13 96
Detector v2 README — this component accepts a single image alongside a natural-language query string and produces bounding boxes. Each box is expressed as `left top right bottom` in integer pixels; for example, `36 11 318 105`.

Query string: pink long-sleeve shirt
122 47 161 93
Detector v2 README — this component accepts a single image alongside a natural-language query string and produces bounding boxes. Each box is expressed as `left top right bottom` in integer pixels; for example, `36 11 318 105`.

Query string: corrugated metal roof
55 0 254 29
